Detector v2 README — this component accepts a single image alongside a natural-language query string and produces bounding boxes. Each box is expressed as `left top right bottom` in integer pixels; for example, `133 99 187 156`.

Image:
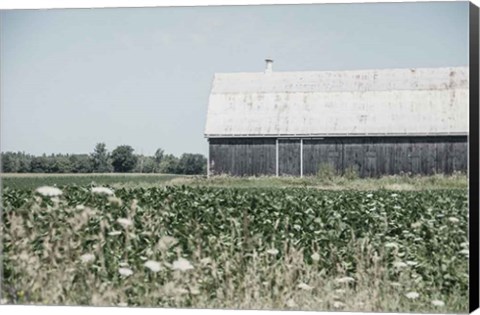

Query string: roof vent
265 59 273 74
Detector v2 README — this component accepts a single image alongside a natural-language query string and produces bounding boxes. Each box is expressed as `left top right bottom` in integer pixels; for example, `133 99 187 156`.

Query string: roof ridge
213 65 469 76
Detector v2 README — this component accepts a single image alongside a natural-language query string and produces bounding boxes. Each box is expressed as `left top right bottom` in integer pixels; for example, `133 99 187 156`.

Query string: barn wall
209 138 276 176
303 136 468 177
209 136 467 177
278 139 300 176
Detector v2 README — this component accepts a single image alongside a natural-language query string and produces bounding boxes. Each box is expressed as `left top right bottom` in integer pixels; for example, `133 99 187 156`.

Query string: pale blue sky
0 2 469 156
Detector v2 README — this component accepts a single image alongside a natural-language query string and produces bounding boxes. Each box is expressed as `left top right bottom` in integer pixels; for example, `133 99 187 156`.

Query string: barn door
278 139 301 176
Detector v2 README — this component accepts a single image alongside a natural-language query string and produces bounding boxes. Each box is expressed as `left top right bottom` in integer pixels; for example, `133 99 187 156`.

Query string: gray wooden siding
303 139 343 175
209 138 276 176
208 136 467 177
303 136 467 177
278 139 300 176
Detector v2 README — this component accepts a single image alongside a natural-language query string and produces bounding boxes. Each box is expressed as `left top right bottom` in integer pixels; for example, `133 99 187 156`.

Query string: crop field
0 180 468 312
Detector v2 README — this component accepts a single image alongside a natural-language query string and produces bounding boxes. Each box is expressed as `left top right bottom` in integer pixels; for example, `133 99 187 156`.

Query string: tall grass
190 173 467 191
1 172 467 191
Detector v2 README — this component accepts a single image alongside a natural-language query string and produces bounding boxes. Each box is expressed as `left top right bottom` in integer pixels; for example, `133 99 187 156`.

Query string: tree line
1 143 207 175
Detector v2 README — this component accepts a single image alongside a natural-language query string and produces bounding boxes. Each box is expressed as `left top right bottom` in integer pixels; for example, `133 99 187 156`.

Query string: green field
0 173 185 190
0 173 469 312
0 172 468 190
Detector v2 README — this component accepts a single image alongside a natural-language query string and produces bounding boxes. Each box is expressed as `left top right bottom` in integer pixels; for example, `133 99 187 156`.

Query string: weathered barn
204 60 469 177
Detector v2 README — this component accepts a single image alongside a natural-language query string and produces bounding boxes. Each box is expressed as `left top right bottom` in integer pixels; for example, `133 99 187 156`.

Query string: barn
204 60 469 177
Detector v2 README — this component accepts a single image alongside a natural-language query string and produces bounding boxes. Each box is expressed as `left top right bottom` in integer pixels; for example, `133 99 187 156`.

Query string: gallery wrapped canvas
0 0 478 314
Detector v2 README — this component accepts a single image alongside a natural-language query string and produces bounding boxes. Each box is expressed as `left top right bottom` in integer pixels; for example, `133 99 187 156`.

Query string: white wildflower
393 261 408 268
297 282 313 291
336 276 355 284
431 300 445 307
118 267 133 277
385 242 399 249
91 187 114 196
391 193 398 197
411 222 422 229
157 236 178 251
176 288 189 295
162 282 176 296
80 253 95 264
35 186 62 197
144 260 162 273
448 217 460 223
311 252 320 262
119 262 129 267
108 231 122 236
266 248 279 256
390 282 402 287
190 287 200 295
405 292 419 299
366 193 373 198
172 258 194 272
117 218 133 228
406 261 418 266
76 205 85 210
108 196 123 206
286 299 297 307
460 249 469 256
333 301 345 308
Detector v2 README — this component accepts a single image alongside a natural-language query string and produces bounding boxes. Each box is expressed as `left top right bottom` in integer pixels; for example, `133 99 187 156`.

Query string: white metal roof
204 66 469 137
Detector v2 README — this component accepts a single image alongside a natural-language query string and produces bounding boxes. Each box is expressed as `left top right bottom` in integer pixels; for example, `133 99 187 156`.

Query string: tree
90 143 112 173
69 154 93 173
158 154 179 174
133 155 156 173
154 148 164 173
1 152 33 173
177 153 207 175
141 156 156 173
154 149 164 164
1 152 20 172
17 153 32 173
111 145 138 173
30 155 51 173
50 154 73 173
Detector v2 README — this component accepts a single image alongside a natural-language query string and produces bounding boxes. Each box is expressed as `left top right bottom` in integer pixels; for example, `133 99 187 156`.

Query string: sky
0 1 470 157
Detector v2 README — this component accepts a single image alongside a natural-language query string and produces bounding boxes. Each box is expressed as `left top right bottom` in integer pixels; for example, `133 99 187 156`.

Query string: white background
0 0 479 315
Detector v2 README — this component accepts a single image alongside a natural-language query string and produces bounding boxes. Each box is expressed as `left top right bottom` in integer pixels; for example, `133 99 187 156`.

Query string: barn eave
204 132 469 139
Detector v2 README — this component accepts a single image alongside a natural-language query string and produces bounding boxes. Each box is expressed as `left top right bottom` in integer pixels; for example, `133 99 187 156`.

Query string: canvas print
0 1 476 313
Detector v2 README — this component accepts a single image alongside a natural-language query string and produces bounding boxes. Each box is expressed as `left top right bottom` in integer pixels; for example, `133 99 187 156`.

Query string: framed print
0 1 479 314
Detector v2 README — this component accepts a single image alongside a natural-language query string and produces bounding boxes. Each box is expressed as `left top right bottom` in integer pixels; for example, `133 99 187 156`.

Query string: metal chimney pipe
265 59 273 73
